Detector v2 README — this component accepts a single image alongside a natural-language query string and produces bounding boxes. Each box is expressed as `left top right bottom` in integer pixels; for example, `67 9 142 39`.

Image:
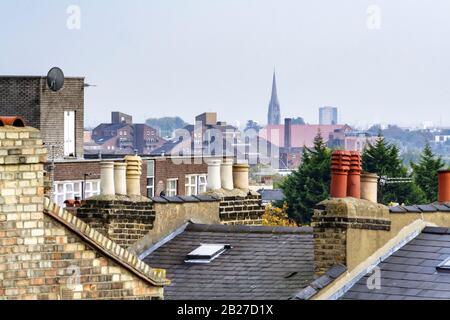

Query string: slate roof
143 223 314 300
342 227 450 300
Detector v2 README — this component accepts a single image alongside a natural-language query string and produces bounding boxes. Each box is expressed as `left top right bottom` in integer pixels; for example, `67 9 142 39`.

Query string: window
64 111 76 157
437 257 450 273
166 179 178 196
147 160 155 198
53 180 100 207
185 174 208 196
185 244 231 264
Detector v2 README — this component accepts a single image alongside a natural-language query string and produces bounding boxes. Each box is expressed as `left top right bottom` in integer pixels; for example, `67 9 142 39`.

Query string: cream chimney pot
125 155 142 196
100 162 115 196
206 159 222 191
220 158 234 190
233 162 250 191
114 162 127 195
360 173 379 203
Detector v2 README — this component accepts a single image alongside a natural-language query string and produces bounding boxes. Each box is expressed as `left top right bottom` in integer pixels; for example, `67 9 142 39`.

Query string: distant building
328 128 378 152
319 106 338 125
434 129 450 143
89 112 166 155
0 75 85 159
267 71 281 125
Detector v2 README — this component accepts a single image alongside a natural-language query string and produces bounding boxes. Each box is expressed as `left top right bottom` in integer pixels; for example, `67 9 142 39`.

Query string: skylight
437 257 450 273
185 244 231 264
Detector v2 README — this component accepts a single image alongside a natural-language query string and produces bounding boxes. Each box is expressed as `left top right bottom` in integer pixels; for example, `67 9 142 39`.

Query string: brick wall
0 126 168 300
0 76 84 159
40 77 84 159
312 198 391 276
154 157 208 196
0 77 41 129
219 193 265 225
76 198 156 248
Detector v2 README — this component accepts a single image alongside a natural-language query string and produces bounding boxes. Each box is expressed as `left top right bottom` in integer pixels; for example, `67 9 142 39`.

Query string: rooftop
142 223 314 300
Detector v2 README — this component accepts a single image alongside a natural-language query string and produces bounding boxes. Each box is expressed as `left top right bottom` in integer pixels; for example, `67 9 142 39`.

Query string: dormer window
185 244 231 264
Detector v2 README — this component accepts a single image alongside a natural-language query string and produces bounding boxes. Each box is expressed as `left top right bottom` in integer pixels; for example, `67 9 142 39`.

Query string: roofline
43 197 170 287
0 75 85 80
185 223 312 235
307 220 431 300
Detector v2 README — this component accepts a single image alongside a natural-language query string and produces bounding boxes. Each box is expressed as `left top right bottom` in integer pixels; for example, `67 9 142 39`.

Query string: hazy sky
1 0 450 128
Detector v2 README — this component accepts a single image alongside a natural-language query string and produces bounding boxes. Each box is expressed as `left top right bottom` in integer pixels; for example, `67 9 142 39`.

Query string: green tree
279 133 331 224
411 144 446 203
362 136 426 205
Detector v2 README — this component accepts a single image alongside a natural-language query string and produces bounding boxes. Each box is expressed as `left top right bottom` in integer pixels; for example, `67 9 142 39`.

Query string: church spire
268 70 281 125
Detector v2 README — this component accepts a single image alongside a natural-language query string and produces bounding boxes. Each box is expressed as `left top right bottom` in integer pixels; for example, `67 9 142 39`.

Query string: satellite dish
46 67 65 92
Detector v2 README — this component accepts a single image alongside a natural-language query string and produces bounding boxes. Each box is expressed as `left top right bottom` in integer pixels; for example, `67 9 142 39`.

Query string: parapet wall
313 197 450 276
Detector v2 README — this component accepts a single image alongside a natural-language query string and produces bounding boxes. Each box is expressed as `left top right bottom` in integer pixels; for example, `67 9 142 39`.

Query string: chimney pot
361 173 379 203
206 158 222 191
125 155 142 196
220 158 234 190
347 151 362 199
233 162 250 191
438 169 450 203
114 162 127 196
330 150 351 198
100 162 115 196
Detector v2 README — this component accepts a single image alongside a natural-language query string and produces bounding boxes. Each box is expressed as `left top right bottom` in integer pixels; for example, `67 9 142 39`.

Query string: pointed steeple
268 70 281 125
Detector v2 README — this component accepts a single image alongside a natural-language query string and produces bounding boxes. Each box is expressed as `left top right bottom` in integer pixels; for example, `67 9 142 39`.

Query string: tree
362 136 427 205
262 203 297 227
279 133 331 224
145 117 187 138
411 144 446 203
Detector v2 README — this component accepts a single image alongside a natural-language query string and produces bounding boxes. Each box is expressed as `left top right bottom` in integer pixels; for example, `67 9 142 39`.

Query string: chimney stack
347 151 362 198
233 162 250 191
438 169 450 203
114 162 127 195
206 158 222 191
361 173 379 203
330 150 351 198
220 158 234 190
100 162 115 196
284 118 292 149
125 155 142 196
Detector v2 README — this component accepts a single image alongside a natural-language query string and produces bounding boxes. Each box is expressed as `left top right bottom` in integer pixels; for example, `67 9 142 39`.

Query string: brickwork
154 157 208 196
0 76 84 159
0 126 168 300
312 198 391 276
213 191 265 226
76 197 156 248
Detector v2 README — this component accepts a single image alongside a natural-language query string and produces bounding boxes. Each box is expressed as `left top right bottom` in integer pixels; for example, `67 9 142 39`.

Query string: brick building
49 156 209 206
88 112 166 155
0 75 85 159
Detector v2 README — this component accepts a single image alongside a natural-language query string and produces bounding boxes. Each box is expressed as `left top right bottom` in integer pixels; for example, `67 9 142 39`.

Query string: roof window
437 257 450 273
185 244 231 264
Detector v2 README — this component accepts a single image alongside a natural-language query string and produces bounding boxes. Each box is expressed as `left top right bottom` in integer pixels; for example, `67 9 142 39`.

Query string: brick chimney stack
438 169 450 203
330 150 351 198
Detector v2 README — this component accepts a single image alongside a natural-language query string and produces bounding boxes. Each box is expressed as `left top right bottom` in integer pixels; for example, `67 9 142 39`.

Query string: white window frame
53 180 100 207
146 160 155 198
166 179 178 196
185 174 208 196
64 111 76 157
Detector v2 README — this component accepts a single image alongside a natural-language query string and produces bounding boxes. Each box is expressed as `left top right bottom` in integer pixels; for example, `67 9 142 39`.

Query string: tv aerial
46 67 65 92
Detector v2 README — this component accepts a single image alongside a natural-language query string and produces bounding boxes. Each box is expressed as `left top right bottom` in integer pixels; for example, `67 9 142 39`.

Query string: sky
1 0 450 128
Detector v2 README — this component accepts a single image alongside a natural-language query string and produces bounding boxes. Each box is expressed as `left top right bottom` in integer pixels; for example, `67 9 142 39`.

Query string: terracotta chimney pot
438 170 450 203
347 151 362 199
330 150 351 198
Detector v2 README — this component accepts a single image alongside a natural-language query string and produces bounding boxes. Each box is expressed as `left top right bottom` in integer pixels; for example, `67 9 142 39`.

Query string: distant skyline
1 0 450 128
